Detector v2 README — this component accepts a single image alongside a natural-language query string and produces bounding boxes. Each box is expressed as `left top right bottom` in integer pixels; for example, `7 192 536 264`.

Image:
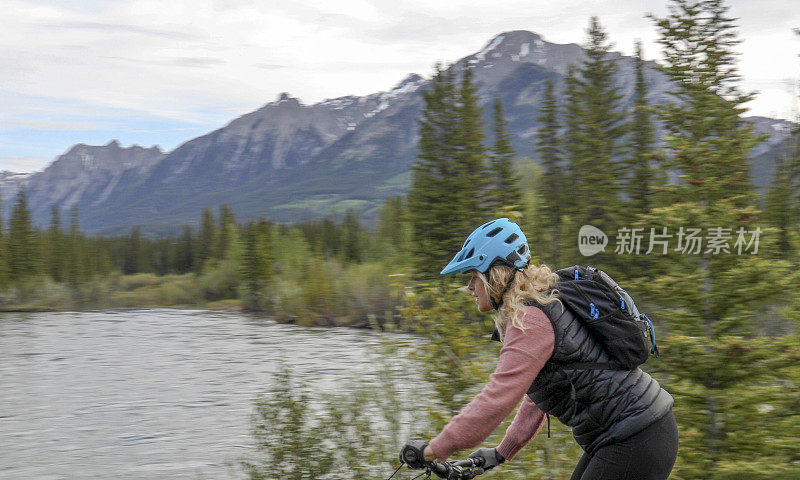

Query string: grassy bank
0 259 408 328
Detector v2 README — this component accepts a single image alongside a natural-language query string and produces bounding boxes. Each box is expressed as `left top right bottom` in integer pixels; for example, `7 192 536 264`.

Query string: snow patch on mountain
772 122 792 133
533 38 546 65
363 74 425 118
475 35 505 62
320 96 358 110
512 43 530 61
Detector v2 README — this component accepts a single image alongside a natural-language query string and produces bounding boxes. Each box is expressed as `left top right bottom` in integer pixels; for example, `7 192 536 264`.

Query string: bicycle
386 441 488 480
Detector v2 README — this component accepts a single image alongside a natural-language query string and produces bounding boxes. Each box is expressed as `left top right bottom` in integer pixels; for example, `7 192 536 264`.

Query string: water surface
0 309 395 479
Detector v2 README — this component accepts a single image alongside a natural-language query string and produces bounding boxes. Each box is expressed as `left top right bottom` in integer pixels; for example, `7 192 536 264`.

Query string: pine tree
535 78 566 263
123 227 145 274
0 192 6 288
641 2 798 477
765 96 800 260
765 154 796 258
486 97 521 214
7 189 39 282
198 207 216 270
241 220 273 311
341 210 362 263
319 218 340 258
654 0 761 206
377 196 410 262
455 66 488 214
561 18 628 266
408 64 491 278
216 204 237 260
408 64 471 278
66 207 86 286
174 225 195 273
47 205 67 282
629 40 658 215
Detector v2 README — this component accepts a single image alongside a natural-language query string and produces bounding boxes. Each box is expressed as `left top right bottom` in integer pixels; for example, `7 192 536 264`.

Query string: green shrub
242 359 423 480
114 273 163 291
198 260 240 301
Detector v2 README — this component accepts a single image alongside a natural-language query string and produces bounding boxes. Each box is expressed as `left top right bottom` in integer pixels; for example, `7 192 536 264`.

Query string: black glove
468 447 505 471
400 440 429 469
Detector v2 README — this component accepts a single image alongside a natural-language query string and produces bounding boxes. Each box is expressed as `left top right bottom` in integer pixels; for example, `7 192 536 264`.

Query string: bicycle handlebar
428 457 485 479
397 441 486 479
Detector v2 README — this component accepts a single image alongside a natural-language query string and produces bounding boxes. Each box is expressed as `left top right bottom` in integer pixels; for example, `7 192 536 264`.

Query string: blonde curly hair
474 262 561 341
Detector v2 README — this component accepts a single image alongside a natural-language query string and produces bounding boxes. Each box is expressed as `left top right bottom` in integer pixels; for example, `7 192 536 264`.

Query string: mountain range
6 30 796 235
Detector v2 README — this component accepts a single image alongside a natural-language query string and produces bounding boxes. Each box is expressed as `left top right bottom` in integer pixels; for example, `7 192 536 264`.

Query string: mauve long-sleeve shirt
428 305 556 461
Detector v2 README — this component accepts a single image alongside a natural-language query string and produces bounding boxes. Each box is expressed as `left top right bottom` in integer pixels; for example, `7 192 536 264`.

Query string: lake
0 309 398 479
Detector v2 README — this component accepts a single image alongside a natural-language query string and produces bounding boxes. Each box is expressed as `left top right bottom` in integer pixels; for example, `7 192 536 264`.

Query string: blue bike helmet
440 218 531 275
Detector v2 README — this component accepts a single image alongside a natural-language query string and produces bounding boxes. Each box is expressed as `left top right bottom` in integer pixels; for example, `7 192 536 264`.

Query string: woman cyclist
406 218 678 480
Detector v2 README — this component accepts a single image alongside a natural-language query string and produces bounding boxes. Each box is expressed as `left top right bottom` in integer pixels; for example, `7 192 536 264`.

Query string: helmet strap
491 269 521 311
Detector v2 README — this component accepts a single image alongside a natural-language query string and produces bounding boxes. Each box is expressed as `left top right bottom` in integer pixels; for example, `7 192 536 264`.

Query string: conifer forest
3 1 799 478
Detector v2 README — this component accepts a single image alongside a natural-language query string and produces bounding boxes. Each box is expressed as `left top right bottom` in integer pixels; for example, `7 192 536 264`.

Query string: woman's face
468 271 492 313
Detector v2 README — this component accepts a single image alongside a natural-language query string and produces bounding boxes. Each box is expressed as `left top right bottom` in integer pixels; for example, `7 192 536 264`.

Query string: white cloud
0 155 52 172
1 0 798 171
0 120 102 130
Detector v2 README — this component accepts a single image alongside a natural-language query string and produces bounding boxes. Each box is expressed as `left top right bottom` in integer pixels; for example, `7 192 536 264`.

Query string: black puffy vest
527 300 674 454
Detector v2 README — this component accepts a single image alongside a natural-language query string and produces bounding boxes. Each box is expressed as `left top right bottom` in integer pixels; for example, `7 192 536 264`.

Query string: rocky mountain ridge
13 30 796 235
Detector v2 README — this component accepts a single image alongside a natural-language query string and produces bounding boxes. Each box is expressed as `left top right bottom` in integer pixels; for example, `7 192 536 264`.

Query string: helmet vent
482 220 496 230
518 245 527 254
486 227 503 237
465 248 475 259
504 233 519 244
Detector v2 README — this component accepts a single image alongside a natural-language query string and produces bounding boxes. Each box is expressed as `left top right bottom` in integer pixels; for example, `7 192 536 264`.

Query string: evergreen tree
0 192 6 288
174 225 195 274
241 220 273 311
341 210 362 263
320 218 341 258
377 196 410 262
562 17 628 242
455 66 488 213
198 207 216 270
629 40 658 215
7 189 39 282
765 154 797 258
408 64 461 277
150 238 171 275
654 0 760 206
47 205 67 282
535 78 566 263
642 2 798 477
408 64 488 278
66 207 86 286
122 227 145 275
300 252 335 324
765 95 800 259
486 97 521 213
216 204 237 260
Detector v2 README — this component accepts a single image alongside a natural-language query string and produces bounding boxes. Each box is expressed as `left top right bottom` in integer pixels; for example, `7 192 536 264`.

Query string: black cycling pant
570 411 679 480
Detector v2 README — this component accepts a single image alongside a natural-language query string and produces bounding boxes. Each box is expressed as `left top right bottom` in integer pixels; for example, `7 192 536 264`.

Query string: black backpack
548 265 659 370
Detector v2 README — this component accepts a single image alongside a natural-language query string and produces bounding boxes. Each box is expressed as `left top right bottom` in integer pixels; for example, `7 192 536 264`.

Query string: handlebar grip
450 457 485 468
400 440 429 469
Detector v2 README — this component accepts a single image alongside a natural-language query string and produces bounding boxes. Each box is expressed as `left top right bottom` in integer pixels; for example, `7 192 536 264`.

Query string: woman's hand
423 445 437 462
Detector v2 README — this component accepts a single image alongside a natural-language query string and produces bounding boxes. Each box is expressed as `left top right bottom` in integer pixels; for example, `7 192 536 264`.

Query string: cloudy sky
1 0 798 172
